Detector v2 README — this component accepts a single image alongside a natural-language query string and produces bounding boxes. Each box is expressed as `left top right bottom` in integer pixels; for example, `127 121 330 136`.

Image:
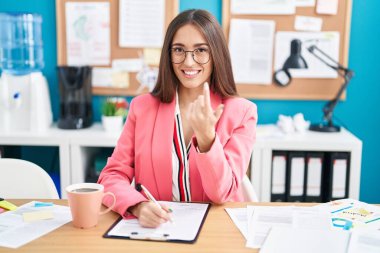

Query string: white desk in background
0 124 362 200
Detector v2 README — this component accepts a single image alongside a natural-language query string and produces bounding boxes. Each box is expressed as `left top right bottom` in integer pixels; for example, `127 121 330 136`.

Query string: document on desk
246 205 331 249
315 199 380 231
261 228 380 253
104 202 210 243
225 208 249 240
260 227 350 253
0 201 72 248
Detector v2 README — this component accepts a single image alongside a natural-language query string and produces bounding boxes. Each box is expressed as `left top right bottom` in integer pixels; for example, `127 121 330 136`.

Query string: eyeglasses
169 47 211 65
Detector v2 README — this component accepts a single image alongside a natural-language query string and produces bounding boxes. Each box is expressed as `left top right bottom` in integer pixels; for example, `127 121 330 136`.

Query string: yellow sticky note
0 200 18 211
111 71 130 88
23 211 53 222
144 48 161 66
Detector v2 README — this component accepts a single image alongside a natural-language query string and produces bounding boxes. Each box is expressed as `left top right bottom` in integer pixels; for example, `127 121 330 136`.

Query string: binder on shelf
271 151 288 202
287 152 306 202
305 152 324 202
325 152 350 201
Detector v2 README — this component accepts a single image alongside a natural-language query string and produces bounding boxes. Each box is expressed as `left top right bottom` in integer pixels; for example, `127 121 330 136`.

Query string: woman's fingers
137 202 170 228
203 82 212 112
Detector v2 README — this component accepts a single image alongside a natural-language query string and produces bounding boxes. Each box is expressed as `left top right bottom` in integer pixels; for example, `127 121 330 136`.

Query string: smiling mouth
182 70 201 78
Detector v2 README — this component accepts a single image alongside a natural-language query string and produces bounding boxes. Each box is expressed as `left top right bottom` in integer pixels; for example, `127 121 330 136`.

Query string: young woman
98 9 257 228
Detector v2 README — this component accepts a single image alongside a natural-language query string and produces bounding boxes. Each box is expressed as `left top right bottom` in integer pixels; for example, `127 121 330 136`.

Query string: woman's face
171 24 213 91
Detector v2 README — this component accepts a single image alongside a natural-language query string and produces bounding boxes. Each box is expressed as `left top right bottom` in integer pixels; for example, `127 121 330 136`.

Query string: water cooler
0 13 52 132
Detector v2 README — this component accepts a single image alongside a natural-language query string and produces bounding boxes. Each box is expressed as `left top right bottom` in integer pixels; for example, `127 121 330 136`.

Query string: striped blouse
172 93 191 202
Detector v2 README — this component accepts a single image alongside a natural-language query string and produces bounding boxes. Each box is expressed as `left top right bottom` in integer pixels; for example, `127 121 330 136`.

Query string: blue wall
1 0 379 203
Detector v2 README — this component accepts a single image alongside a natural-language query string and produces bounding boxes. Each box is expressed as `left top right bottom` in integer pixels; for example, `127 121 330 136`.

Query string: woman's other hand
187 82 224 152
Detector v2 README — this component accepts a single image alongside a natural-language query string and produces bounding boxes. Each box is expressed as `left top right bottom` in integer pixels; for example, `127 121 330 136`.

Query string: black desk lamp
273 39 354 133
273 39 308 87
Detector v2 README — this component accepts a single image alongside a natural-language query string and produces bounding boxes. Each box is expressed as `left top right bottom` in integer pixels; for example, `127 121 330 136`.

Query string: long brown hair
151 9 237 103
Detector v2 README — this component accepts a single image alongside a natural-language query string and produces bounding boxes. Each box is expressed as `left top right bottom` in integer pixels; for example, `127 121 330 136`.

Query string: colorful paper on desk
316 199 380 231
0 200 17 211
0 201 71 249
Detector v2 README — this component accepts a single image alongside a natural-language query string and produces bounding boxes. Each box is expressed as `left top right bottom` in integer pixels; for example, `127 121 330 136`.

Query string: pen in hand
136 184 173 223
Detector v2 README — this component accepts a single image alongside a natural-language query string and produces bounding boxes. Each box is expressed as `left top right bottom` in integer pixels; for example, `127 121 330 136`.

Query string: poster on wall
65 2 111 66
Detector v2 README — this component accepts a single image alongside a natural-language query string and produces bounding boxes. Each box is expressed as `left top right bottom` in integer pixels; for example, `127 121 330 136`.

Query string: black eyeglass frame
169 48 211 65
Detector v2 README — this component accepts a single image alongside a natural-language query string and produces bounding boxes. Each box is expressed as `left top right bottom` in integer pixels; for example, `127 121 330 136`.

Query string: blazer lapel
151 99 175 200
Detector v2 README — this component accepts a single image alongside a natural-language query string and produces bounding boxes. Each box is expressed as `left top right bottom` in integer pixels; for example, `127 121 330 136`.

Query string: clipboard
103 202 211 243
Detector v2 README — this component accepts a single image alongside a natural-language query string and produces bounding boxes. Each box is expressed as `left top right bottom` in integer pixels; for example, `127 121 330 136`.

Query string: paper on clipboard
104 202 210 243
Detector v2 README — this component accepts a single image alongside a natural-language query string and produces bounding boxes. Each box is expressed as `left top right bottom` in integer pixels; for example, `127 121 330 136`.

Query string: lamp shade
283 39 308 69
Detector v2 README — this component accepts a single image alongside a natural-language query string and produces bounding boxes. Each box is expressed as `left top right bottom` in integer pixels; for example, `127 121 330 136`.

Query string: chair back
242 175 259 202
0 158 59 199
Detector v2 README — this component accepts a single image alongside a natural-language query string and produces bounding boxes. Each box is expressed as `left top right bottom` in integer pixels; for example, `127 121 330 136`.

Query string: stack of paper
0 201 72 248
226 199 380 252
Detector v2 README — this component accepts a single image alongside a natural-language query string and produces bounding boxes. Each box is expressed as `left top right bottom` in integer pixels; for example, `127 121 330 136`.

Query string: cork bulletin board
56 0 178 96
222 0 352 100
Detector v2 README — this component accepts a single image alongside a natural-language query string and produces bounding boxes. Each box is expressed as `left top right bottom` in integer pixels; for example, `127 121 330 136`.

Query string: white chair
242 175 259 202
0 158 59 199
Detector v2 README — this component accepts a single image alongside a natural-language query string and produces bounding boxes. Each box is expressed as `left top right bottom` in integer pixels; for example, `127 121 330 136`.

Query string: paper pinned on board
294 16 323 32
119 0 165 48
112 58 144 72
92 67 112 87
65 2 111 66
316 0 339 15
231 0 296 15
143 48 162 66
229 19 275 85
274 31 340 78
295 0 315 7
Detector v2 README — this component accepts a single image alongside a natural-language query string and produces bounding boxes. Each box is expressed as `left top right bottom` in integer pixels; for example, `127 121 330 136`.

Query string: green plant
102 97 129 118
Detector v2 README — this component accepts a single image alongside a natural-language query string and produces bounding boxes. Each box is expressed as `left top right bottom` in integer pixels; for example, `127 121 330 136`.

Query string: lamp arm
307 45 354 125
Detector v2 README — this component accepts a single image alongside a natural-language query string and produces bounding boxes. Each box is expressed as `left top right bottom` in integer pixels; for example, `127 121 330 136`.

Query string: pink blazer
98 92 257 217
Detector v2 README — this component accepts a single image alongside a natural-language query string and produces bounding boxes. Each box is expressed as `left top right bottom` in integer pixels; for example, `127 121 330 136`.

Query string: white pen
136 184 173 223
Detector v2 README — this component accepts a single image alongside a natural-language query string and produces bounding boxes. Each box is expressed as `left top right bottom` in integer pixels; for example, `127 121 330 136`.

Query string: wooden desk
0 200 315 253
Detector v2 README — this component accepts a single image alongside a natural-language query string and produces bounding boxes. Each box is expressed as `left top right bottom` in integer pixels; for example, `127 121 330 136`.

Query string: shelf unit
0 124 362 200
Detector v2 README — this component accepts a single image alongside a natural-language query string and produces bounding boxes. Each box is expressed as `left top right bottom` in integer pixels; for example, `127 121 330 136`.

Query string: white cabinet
0 124 362 200
251 125 362 202
0 127 71 198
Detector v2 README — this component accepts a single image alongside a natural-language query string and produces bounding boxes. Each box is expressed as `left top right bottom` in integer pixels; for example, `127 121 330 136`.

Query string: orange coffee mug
66 183 116 229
